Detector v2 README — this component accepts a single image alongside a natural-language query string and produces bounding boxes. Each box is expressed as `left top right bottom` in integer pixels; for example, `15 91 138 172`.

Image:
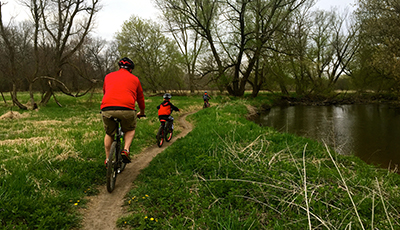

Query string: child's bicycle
106 115 145 193
156 119 173 147
203 100 210 108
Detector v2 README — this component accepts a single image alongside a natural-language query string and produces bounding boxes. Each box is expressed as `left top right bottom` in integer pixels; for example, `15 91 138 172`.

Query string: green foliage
354 0 400 93
116 16 185 92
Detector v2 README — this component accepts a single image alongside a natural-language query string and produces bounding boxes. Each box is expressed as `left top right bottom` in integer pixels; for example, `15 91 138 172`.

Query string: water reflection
256 104 400 170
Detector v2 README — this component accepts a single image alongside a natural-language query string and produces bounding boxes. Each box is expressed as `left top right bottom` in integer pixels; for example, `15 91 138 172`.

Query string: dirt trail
82 112 195 230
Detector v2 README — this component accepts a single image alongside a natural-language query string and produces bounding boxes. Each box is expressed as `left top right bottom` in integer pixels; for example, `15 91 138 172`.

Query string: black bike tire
165 126 173 142
156 126 164 147
106 141 118 193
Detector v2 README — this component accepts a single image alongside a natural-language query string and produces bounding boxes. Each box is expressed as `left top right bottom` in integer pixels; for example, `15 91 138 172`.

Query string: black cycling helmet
163 93 172 99
118 57 135 70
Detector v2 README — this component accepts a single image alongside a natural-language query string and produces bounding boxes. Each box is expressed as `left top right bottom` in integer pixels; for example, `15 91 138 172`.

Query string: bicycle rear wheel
106 141 118 193
156 125 164 147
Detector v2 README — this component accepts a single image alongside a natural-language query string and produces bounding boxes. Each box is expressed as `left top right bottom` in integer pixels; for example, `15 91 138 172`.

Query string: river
255 104 400 170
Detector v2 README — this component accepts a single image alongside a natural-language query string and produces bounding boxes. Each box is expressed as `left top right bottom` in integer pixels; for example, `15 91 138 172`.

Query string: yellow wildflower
150 218 154 221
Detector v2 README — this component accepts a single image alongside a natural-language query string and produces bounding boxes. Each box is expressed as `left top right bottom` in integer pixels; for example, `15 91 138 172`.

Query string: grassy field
1 92 399 229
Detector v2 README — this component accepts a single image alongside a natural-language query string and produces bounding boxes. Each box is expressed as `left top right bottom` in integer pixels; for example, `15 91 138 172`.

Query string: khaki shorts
101 110 137 136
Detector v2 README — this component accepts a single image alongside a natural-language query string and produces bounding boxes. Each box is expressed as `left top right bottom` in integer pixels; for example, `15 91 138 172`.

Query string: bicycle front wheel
106 141 118 193
156 126 164 147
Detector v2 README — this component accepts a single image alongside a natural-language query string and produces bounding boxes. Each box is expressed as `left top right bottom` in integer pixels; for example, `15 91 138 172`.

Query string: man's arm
136 82 145 114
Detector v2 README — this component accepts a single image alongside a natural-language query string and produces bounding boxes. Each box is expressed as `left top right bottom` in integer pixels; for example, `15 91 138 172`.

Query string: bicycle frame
113 118 125 173
106 118 125 193
203 100 210 108
106 114 145 193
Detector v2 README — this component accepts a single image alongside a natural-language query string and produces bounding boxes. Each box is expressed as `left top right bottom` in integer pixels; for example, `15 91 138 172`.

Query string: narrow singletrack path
82 112 195 230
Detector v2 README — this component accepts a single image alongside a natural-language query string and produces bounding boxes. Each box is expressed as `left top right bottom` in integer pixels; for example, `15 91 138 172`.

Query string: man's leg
104 134 114 160
123 130 136 151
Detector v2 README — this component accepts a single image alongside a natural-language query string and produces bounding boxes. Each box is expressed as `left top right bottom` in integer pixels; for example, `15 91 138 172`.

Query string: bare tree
36 0 101 106
159 5 206 93
155 0 308 97
0 1 28 109
278 5 358 95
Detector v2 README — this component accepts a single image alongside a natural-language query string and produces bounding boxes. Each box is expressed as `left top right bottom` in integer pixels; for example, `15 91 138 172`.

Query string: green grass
119 97 400 229
0 92 199 229
1 92 400 229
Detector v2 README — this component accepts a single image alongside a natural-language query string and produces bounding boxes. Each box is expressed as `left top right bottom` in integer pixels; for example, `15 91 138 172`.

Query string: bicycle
156 119 173 147
203 99 210 108
106 114 146 193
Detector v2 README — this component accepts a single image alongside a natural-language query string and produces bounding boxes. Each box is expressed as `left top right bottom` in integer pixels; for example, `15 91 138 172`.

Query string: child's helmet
163 93 172 99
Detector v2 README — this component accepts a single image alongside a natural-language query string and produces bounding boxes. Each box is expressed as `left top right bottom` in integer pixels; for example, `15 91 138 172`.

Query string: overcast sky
3 0 356 41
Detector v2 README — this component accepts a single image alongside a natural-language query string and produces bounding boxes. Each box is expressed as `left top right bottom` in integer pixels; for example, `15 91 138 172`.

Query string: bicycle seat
112 117 122 122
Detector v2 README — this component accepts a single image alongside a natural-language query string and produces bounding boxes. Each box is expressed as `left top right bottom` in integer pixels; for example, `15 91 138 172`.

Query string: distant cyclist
203 91 211 107
157 93 180 130
100 57 145 166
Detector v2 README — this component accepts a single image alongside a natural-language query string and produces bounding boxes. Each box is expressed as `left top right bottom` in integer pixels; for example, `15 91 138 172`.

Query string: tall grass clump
120 98 400 229
0 92 199 229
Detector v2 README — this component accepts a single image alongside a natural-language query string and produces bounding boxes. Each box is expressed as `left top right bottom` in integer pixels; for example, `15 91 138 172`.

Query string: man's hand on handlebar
137 111 146 119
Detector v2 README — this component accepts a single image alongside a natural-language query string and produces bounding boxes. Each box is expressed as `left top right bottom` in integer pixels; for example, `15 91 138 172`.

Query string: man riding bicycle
101 57 145 165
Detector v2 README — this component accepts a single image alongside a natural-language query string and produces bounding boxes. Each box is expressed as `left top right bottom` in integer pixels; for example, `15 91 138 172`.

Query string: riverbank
274 92 400 107
119 98 400 229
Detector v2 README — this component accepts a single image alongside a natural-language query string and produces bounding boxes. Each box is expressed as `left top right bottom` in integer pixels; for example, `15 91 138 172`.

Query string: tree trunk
29 82 37 109
1 91 7 104
40 90 52 106
11 83 27 110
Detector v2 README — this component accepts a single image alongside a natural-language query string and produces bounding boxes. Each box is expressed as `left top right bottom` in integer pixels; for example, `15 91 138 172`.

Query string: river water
255 104 400 170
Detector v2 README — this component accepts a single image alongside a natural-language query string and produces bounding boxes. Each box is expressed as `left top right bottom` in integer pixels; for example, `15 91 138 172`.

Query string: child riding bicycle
203 91 211 108
157 93 180 129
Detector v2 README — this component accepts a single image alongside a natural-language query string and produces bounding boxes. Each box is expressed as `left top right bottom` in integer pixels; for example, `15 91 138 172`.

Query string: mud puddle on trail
81 112 195 230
